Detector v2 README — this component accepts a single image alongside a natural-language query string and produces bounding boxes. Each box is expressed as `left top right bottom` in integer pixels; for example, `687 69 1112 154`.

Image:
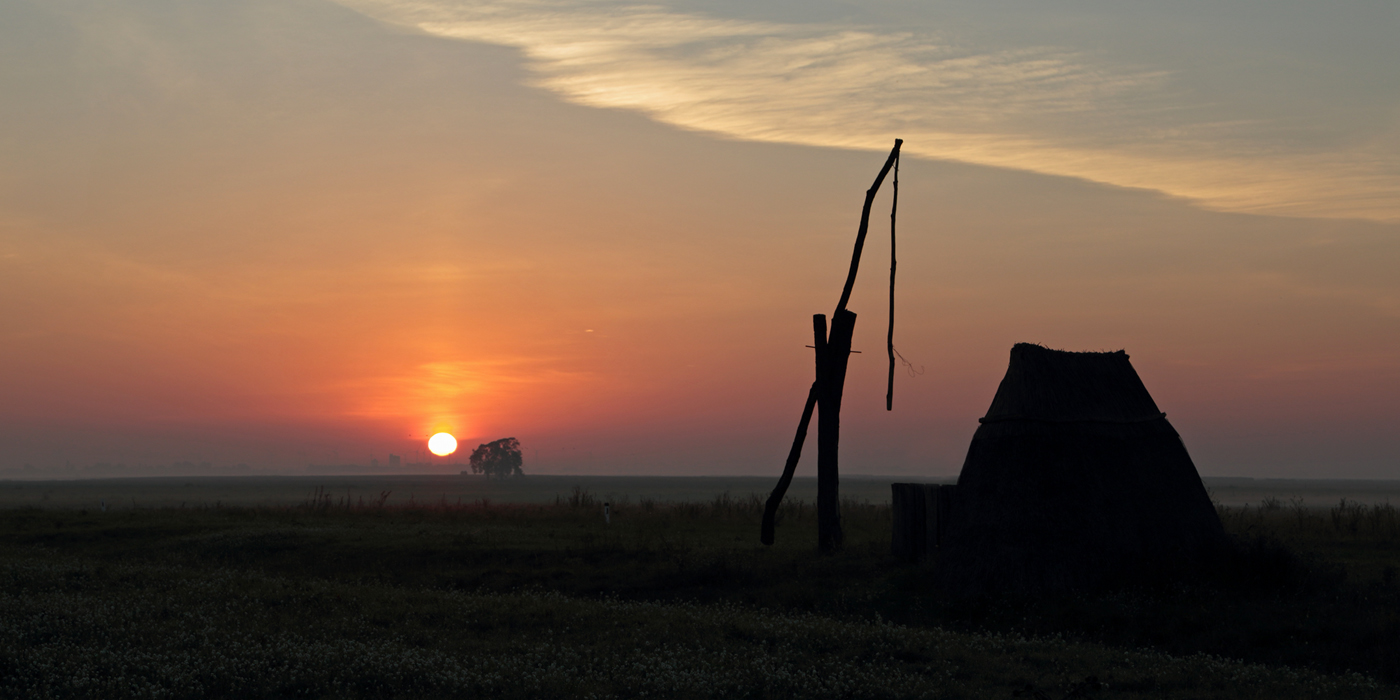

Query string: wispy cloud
337 0 1398 221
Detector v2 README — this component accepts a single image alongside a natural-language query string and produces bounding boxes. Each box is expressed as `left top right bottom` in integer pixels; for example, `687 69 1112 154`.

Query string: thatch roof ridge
1010 341 1127 356
981 343 1164 423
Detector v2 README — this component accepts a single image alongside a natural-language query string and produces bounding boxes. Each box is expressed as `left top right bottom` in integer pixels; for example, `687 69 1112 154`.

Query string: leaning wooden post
760 380 818 545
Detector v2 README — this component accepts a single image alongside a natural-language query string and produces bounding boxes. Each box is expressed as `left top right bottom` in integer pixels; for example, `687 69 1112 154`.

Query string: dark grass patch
1 496 1399 696
0 552 1387 699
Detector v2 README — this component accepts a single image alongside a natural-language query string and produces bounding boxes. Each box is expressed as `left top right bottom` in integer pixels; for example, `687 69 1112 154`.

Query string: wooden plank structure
890 483 957 562
761 139 903 552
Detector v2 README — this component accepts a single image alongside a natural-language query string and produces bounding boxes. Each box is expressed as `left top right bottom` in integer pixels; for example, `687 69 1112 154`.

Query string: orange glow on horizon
2 0 1398 480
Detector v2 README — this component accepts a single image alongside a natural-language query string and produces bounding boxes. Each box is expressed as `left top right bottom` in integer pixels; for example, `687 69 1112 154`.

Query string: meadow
1 478 1398 699
4 474 1400 510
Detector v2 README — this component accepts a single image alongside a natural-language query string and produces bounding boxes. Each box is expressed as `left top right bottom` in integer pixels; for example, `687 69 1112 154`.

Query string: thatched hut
937 343 1224 592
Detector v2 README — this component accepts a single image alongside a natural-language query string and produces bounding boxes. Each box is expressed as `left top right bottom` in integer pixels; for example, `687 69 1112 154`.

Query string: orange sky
2 0 1398 478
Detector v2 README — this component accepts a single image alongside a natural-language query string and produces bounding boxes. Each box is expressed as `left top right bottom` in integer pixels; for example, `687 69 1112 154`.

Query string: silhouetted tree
469 437 523 478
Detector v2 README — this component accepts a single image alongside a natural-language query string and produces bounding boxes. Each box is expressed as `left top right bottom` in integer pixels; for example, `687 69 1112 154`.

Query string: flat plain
2 476 1398 698
2 474 1397 511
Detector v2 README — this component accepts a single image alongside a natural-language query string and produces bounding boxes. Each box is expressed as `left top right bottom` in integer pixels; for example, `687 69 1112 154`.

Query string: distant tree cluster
469 437 524 478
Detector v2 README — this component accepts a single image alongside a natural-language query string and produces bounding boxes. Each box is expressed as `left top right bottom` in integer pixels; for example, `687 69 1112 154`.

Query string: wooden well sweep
761 139 903 552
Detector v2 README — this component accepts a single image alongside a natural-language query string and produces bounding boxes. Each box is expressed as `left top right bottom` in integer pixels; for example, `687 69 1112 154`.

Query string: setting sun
427 432 457 457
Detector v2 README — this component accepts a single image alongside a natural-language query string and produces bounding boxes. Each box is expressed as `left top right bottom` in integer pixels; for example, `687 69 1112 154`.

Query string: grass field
2 482 1398 698
4 475 1399 511
0 475 921 511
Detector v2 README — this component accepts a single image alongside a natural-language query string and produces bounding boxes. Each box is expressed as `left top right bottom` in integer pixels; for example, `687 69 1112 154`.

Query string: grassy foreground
1 490 1397 699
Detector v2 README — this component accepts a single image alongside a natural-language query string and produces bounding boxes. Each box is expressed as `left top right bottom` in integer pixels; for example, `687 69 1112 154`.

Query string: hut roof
981 343 1163 424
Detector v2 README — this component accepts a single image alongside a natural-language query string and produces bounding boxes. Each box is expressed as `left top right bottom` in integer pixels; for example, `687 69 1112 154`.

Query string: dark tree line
469 437 523 478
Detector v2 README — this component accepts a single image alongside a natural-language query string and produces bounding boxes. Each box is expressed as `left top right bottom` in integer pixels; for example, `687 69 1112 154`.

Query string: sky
1 0 1397 478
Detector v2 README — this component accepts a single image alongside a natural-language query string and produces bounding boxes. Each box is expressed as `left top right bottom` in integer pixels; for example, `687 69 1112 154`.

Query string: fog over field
4 475 1399 511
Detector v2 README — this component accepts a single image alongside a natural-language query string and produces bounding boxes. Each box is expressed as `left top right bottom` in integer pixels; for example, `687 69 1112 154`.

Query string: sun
427 432 457 457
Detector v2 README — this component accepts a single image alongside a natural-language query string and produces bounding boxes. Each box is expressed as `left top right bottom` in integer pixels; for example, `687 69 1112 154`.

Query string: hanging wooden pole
886 151 900 411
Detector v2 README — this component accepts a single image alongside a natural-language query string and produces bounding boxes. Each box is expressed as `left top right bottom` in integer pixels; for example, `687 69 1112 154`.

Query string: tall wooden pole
817 309 856 551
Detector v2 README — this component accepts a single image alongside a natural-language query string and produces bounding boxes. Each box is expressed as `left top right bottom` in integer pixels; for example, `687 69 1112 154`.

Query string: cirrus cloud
337 0 1400 221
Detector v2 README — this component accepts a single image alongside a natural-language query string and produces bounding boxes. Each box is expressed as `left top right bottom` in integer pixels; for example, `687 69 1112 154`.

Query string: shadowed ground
2 474 1396 510
1 493 1398 698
